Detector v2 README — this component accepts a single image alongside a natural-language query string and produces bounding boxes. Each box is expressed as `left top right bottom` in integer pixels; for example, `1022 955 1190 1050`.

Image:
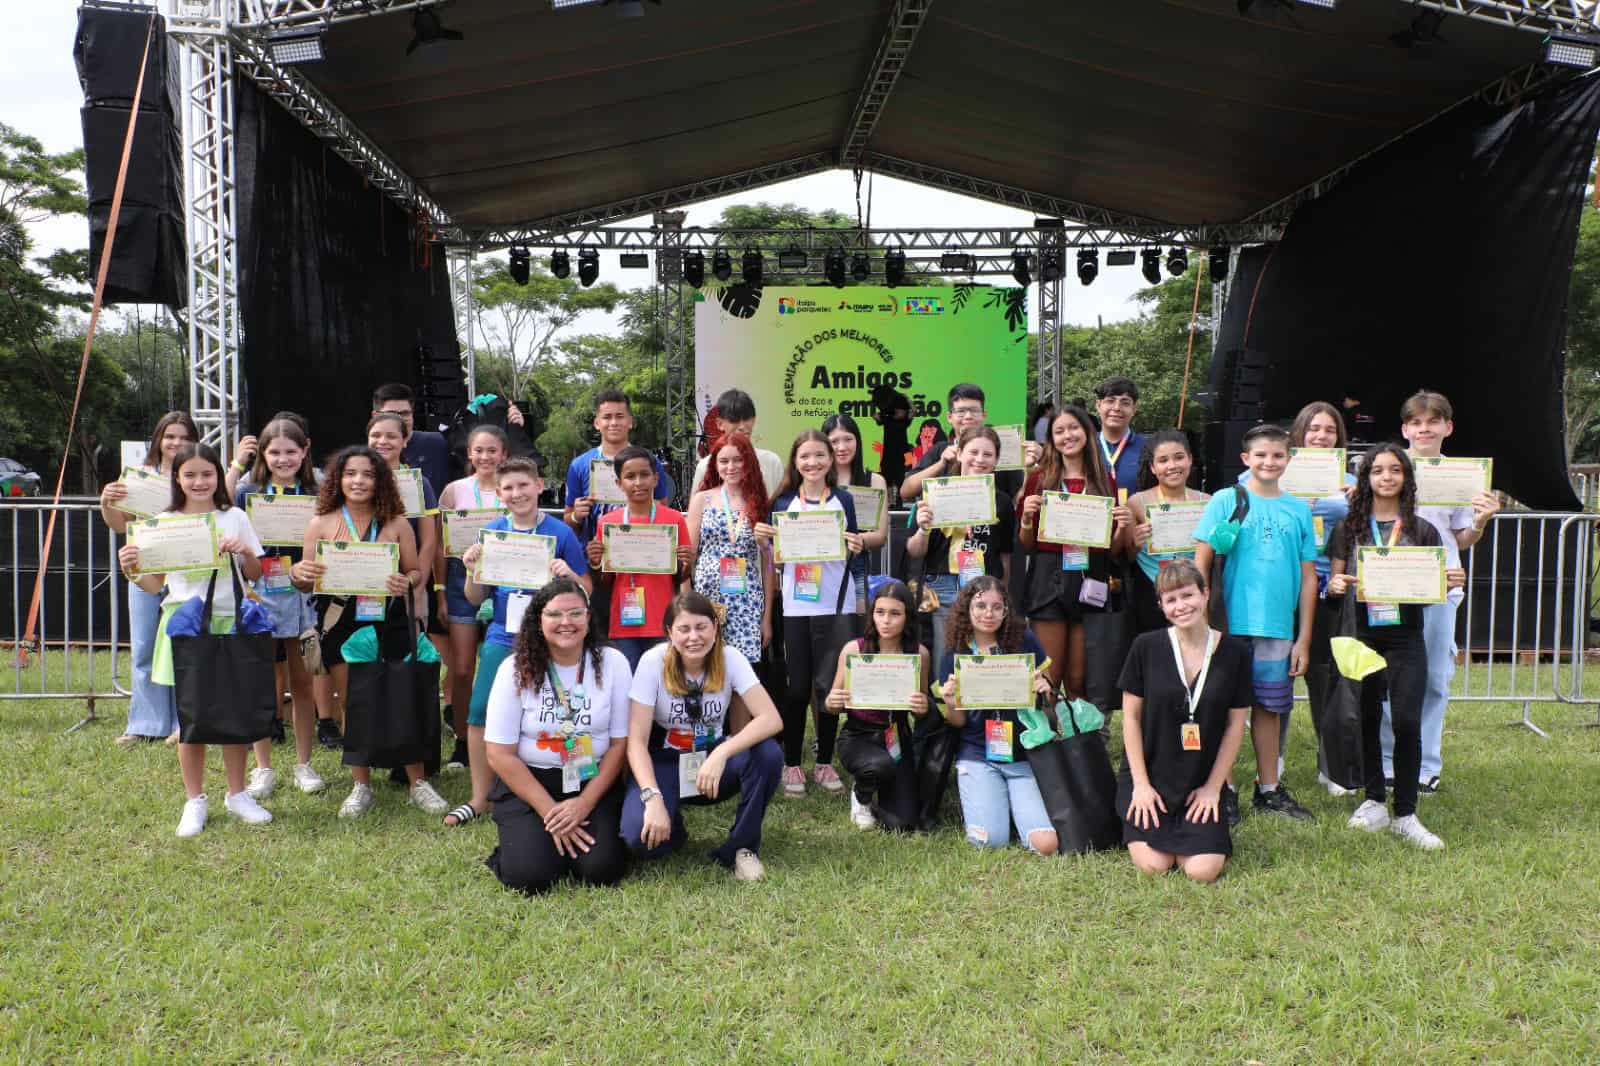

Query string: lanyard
1167 628 1219 723
791 488 830 512
340 505 378 542
267 481 300 497
1099 434 1128 470
721 487 745 538
471 478 499 509
1371 517 1403 548
546 656 589 731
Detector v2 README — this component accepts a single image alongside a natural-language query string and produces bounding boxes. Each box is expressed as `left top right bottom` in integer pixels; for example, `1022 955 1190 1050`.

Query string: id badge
1366 601 1402 627
794 563 822 603
1181 722 1202 751
1060 546 1089 572
620 586 647 627
984 718 1014 763
679 750 707 797
260 555 293 595
561 734 596 793
718 556 748 595
884 724 902 763
505 591 532 634
561 761 582 794
954 548 986 589
1078 577 1109 608
354 595 385 621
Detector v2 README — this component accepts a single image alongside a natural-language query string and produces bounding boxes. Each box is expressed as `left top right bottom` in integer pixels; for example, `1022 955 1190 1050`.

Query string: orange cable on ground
17 13 156 663
1176 250 1206 427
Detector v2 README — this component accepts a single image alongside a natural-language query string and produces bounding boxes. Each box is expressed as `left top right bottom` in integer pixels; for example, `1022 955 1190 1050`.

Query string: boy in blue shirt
1192 423 1319 822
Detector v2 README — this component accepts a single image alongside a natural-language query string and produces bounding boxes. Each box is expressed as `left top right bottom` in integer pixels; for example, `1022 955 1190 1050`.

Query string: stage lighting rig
268 29 325 65
742 249 763 287
1141 248 1162 285
1040 250 1063 284
508 246 530 286
1010 251 1032 287
1167 247 1188 277
851 251 871 283
884 248 906 287
940 252 976 273
1544 33 1600 69
407 9 464 56
577 247 600 287
824 248 847 287
683 249 705 287
1209 245 1230 282
550 249 570 278
619 253 649 269
778 244 808 271
1076 248 1098 286
1106 250 1135 266
711 248 732 282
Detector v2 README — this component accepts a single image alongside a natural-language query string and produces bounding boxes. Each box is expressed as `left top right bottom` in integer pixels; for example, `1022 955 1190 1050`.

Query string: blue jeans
609 636 664 673
1381 598 1455 781
925 573 959 664
621 739 783 866
125 582 176 737
955 757 1054 851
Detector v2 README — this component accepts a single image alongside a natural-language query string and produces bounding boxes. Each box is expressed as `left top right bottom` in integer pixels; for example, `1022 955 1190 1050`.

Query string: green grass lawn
3 690 1599 1064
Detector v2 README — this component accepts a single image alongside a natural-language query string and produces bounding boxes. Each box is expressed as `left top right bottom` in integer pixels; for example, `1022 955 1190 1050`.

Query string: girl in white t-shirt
622 590 784 882
481 578 632 894
117 444 267 838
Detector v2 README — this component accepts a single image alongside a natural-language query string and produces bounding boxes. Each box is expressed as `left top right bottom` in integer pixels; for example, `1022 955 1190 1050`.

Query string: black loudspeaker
416 342 467 429
76 6 185 306
1204 419 1256 492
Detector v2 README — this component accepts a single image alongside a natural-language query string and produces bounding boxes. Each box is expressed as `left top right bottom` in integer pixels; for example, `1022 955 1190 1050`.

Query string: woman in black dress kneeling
1117 559 1251 882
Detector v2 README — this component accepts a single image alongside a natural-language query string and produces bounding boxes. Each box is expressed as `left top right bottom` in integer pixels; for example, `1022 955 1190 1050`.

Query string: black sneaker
316 716 343 750
1252 783 1314 821
269 717 287 744
1417 776 1439 796
445 739 469 772
441 703 455 738
1222 784 1241 829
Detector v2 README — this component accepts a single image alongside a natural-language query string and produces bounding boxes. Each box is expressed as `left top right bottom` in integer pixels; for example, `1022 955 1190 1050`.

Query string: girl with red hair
686 433 774 662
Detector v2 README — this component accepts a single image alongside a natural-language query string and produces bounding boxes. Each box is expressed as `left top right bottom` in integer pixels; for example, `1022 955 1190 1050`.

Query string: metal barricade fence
2 500 126 723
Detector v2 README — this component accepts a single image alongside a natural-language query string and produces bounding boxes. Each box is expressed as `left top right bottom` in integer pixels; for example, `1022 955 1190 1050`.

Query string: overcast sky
11 3 1151 333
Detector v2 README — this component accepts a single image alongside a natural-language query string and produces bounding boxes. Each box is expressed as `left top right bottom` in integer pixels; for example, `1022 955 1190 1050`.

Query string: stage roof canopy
275 0 1574 240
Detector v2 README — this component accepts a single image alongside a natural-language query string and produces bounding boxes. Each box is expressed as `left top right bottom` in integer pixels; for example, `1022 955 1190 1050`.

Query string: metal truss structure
840 0 933 169
447 248 476 397
1035 225 1066 409
655 213 696 492
469 225 1281 254
1403 1 1599 35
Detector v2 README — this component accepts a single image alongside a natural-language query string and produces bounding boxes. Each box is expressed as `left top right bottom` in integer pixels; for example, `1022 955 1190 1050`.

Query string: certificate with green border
1357 546 1447 605
954 654 1036 710
845 485 886 533
1037 491 1114 549
129 512 221 576
992 424 1027 471
924 474 997 529
248 493 319 548
1146 500 1208 555
602 523 679 574
314 539 399 596
775 510 845 562
443 507 508 558
395 467 427 518
1411 456 1493 507
845 653 920 710
473 529 555 590
116 466 171 519
1280 448 1346 499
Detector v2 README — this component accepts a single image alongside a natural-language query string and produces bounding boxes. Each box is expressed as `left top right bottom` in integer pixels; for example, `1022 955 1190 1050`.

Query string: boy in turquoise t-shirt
1192 424 1319 822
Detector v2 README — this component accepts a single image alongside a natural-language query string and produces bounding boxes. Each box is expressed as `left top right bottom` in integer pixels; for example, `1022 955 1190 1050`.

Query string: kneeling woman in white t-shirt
623 591 784 882
481 578 632 894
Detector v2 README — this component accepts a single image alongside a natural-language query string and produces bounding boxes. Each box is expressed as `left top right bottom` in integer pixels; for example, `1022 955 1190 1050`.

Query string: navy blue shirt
1098 430 1144 495
939 629 1046 760
401 431 452 502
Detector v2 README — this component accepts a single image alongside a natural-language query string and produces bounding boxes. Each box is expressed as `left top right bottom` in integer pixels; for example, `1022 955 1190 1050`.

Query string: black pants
1359 627 1425 818
486 767 627 895
838 717 921 830
781 613 854 767
1303 597 1340 779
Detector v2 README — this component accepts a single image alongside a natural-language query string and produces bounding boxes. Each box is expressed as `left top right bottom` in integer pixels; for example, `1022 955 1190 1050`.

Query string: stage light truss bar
658 215 696 503
840 0 933 168
1392 1 1600 37
447 249 476 397
1035 226 1064 411
233 0 448 32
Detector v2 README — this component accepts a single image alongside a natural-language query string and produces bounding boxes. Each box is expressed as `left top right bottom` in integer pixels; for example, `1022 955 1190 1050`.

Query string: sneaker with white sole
1390 814 1444 851
781 765 806 798
176 794 209 838
292 762 327 794
1347 798 1390 833
814 764 845 793
409 779 449 814
224 790 273 825
245 766 276 800
1318 771 1355 797
849 791 877 830
338 782 374 819
732 848 765 882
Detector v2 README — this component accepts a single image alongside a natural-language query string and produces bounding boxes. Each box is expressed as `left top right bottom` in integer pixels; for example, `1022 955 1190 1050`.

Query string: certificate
314 540 399 596
128 513 220 576
116 466 171 519
954 654 1036 710
602 523 678 574
1357 546 1447 604
588 457 628 505
924 475 997 528
473 529 554 590
992 424 1027 471
1411 456 1492 507
1146 500 1208 555
845 485 886 533
846 654 920 710
247 493 318 548
1280 448 1346 498
443 507 507 558
394 467 427 517
775 510 845 562
1037 491 1114 548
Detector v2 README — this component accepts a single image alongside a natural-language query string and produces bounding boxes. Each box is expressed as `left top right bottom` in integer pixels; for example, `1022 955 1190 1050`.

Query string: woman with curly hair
936 576 1056 854
482 578 633 893
289 445 439 818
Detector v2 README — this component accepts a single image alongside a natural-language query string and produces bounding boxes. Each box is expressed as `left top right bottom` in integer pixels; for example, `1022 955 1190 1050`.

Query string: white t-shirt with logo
628 642 760 743
483 645 632 768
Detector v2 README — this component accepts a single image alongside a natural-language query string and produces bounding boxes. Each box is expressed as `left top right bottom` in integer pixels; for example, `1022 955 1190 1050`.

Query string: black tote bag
172 564 277 745
343 598 440 770
872 713 923 832
1080 600 1133 718
1319 591 1367 792
1023 694 1122 854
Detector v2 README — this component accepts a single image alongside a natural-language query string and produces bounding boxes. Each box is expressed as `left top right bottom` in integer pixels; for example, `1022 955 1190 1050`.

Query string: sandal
114 734 142 747
443 803 480 828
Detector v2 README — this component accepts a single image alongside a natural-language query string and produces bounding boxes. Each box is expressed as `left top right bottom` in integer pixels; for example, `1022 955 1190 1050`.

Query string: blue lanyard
1370 517 1401 547
340 506 378 542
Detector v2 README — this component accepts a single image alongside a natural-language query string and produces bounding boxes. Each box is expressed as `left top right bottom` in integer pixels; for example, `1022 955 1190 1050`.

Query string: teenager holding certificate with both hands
290 446 446 819
1122 430 1209 635
822 413 890 614
754 430 865 798
686 432 773 663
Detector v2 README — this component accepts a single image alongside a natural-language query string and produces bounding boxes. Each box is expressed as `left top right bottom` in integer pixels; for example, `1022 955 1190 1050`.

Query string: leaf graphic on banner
952 283 975 314
718 283 763 320
984 287 1027 334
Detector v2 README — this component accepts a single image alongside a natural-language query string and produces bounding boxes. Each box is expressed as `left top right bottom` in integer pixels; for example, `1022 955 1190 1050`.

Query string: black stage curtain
1210 76 1600 510
235 79 460 457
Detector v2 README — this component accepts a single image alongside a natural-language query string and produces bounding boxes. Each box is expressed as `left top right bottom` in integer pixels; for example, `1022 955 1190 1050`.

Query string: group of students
100 375 1496 888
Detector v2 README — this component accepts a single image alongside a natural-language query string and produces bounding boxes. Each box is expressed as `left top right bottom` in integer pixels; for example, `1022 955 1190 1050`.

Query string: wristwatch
639 786 661 804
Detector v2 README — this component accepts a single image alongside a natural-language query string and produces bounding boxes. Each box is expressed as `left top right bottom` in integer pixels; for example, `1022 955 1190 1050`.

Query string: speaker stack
1203 347 1271 490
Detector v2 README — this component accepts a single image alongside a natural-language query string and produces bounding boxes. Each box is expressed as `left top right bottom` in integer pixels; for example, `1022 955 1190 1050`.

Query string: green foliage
1564 208 1600 461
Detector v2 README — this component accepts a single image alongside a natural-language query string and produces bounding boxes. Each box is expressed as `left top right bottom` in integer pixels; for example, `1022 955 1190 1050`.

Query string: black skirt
1115 772 1232 857
1023 555 1109 621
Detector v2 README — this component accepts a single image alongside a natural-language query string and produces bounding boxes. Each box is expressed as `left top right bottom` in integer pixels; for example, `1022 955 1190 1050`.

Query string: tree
470 255 621 404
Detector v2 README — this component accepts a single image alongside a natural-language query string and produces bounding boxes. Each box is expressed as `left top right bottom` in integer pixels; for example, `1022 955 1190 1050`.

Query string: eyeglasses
541 607 590 622
949 404 984 417
971 602 1007 615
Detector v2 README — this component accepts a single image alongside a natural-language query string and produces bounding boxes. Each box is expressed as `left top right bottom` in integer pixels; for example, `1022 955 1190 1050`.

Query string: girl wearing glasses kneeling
481 578 632 894
623 591 785 882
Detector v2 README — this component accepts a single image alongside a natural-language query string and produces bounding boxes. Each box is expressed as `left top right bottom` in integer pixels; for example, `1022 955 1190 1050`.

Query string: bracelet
432 582 445 591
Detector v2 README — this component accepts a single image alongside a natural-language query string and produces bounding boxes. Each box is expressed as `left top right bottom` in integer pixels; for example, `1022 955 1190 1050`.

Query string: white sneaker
224 790 273 825
1391 814 1444 851
732 848 765 882
409 779 449 814
176 794 209 838
292 762 327 794
849 791 877 830
1318 771 1355 797
338 782 374 819
1347 799 1390 833
245 766 277 800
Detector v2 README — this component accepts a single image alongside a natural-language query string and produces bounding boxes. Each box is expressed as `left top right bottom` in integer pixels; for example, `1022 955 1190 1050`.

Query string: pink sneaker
781 765 806 798
814 764 845 793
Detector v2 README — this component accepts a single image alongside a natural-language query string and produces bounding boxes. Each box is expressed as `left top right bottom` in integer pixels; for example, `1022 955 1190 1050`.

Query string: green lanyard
546 657 589 742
